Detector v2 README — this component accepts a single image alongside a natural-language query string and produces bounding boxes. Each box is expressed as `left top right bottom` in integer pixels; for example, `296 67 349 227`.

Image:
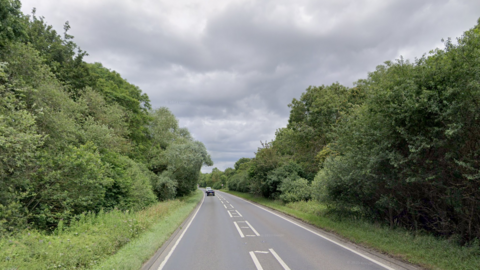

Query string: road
145 190 418 270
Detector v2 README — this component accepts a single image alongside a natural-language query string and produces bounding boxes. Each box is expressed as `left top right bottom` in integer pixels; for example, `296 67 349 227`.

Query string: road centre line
269 249 291 270
249 251 264 270
245 221 260 236
224 192 396 270
234 222 245 238
157 192 205 270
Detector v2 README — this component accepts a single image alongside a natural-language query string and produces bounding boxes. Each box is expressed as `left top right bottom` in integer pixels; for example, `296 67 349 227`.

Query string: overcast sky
20 0 480 172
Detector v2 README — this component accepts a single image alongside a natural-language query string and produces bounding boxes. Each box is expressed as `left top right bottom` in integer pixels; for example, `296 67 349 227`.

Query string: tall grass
224 190 480 270
0 190 202 269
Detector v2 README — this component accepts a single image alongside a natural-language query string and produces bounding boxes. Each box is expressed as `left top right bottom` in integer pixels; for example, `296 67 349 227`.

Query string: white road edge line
227 211 233 218
269 248 291 270
220 192 396 270
245 220 260 236
157 192 205 270
234 221 245 238
249 251 264 270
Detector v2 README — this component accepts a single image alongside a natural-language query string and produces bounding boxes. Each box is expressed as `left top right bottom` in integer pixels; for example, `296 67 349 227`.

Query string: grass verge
0 190 203 270
223 190 480 270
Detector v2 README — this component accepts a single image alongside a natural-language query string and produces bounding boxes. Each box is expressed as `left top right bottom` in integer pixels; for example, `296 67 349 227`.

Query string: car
205 187 215 196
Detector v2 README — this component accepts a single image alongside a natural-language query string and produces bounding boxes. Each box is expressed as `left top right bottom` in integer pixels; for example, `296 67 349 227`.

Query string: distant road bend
145 190 418 270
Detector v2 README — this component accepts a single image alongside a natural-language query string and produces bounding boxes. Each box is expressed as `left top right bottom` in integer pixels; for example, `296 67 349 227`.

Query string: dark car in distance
205 187 215 196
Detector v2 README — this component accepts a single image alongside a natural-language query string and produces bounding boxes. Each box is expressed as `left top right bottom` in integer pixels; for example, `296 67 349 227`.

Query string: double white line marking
233 221 260 238
249 249 291 270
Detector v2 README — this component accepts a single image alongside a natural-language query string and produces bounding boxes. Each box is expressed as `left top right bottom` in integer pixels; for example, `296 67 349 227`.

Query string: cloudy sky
21 0 480 172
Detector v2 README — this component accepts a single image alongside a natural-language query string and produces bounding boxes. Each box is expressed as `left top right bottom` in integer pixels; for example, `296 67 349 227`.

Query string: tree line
225 20 480 243
0 0 212 234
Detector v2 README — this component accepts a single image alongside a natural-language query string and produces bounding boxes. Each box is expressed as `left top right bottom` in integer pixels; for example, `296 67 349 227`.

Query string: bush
279 178 311 203
212 182 223 189
152 171 177 201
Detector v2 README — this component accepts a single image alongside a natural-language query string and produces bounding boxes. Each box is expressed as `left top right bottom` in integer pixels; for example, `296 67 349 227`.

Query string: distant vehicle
205 187 215 196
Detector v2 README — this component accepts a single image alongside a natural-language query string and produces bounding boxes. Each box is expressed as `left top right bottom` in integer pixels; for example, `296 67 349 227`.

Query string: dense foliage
227 20 480 242
0 1 212 234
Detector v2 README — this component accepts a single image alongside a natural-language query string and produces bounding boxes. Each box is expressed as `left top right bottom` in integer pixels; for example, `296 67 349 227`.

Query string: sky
20 0 480 172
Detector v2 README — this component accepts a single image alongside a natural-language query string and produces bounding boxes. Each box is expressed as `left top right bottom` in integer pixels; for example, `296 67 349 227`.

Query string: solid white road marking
236 210 243 217
157 192 205 270
230 204 234 208
269 249 291 270
223 192 396 270
228 211 233 218
241 227 249 228
249 251 264 270
245 221 260 236
255 251 269 254
223 204 227 209
234 222 245 238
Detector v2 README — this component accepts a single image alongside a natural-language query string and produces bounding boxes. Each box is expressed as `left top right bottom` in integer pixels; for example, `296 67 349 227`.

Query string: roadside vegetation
213 19 480 270
0 0 211 267
0 190 202 269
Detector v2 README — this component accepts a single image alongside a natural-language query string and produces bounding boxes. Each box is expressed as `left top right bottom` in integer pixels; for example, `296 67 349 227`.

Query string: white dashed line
245 221 260 236
236 210 243 217
230 204 234 208
234 222 245 238
249 251 264 270
223 204 227 209
226 192 396 270
269 249 291 270
227 211 233 217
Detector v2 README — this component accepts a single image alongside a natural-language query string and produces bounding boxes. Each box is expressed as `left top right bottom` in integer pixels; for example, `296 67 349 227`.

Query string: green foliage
0 6 211 235
227 170 250 192
30 143 111 229
87 63 151 154
275 83 364 177
315 21 480 241
0 198 189 269
0 0 25 48
165 141 212 196
234 157 251 170
152 171 177 201
264 162 304 199
23 10 92 91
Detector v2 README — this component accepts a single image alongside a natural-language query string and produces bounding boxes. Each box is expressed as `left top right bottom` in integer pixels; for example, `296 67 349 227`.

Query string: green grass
224 190 480 270
0 190 203 270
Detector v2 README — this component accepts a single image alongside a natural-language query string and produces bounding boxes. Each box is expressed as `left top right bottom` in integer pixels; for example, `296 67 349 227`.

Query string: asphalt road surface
145 190 418 270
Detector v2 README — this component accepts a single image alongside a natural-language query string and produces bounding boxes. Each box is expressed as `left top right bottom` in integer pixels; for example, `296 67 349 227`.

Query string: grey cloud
21 0 480 172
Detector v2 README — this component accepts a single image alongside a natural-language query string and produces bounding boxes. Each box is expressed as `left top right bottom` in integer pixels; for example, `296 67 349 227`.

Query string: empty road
145 190 417 270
